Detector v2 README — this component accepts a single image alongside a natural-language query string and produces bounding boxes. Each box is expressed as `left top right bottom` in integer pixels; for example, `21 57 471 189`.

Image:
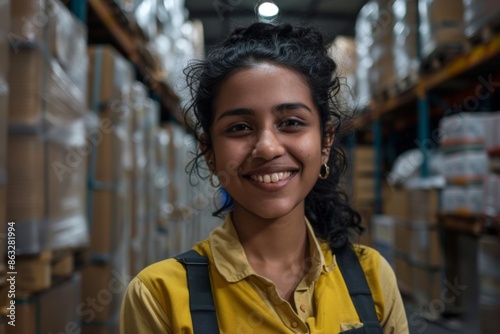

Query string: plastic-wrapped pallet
483 112 500 155
463 0 500 40
419 0 466 60
128 82 149 275
355 1 377 107
87 45 135 264
48 0 88 99
7 1 89 255
355 0 395 104
392 0 419 87
144 98 160 266
370 0 395 95
482 174 500 217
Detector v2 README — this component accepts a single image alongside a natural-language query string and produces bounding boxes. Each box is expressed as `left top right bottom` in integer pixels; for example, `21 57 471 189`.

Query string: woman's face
208 62 332 221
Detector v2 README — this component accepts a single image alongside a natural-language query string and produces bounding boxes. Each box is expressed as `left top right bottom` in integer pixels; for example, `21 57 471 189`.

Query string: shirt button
300 304 307 312
291 321 298 328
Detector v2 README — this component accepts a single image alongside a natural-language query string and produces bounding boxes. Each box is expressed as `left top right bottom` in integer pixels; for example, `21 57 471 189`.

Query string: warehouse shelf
352 32 500 131
88 0 182 123
438 213 500 236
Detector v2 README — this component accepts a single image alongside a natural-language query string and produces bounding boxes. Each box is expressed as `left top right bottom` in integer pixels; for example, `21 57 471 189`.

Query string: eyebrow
216 102 312 121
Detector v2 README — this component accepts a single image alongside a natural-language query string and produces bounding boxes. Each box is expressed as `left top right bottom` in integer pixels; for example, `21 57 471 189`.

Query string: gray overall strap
336 246 384 333
174 249 220 334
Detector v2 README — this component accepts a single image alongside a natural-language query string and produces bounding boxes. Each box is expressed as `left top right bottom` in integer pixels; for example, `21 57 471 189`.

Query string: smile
249 171 293 183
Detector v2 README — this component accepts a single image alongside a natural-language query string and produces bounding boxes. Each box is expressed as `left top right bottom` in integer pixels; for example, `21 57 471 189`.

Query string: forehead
214 62 314 113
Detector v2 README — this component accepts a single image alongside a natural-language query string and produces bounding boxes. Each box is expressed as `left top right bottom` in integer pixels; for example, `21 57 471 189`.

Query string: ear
199 133 214 171
321 124 335 162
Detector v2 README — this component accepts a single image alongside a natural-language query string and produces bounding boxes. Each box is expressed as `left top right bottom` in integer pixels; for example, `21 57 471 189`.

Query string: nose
252 129 286 160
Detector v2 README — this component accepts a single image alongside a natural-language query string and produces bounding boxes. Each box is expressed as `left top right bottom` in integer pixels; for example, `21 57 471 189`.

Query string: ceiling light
257 1 279 20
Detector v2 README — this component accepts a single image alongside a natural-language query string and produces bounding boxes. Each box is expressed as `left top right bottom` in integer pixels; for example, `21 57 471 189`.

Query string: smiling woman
120 23 409 334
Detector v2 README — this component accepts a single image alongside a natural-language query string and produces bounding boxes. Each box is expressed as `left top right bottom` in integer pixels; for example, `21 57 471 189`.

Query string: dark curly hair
183 22 362 251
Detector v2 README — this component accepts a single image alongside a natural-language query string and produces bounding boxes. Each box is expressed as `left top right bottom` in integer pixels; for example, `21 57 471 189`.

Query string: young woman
120 23 408 333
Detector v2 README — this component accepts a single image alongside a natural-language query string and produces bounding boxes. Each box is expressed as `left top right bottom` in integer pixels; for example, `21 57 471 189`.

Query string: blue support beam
70 0 87 23
418 96 430 178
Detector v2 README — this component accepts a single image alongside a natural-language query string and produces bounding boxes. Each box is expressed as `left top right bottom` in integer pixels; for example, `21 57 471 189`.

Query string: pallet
14 247 88 293
421 42 470 72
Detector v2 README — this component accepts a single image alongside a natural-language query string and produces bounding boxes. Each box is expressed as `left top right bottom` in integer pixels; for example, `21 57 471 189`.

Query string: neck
231 206 309 267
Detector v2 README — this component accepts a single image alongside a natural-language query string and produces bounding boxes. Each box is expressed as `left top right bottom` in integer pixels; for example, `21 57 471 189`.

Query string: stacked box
463 0 500 40
155 129 171 230
370 0 395 93
392 0 419 84
5 273 81 334
350 146 376 245
128 82 148 275
355 1 377 107
355 0 396 98
144 99 160 265
440 113 494 215
372 215 396 266
8 0 89 255
81 245 128 328
419 0 466 60
411 263 442 305
47 0 88 98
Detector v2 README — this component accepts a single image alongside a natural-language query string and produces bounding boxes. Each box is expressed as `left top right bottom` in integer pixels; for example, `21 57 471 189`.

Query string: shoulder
135 240 211 313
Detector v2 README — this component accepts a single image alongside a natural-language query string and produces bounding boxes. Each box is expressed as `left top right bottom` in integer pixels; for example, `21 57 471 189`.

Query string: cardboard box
81 249 129 323
82 319 119 334
408 188 440 225
89 189 129 255
409 222 443 267
6 272 81 334
0 0 9 80
7 130 89 254
383 187 410 221
16 251 52 291
8 47 86 126
411 263 443 304
87 46 134 109
395 220 411 254
0 90 7 187
353 176 375 202
353 146 375 175
394 254 412 291
420 0 466 59
9 0 46 43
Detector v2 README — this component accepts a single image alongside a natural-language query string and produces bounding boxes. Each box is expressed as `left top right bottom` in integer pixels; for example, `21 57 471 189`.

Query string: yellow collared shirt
120 216 409 333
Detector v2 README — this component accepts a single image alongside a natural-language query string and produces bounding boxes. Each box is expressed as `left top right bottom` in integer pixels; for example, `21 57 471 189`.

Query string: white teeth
271 173 279 182
250 171 292 183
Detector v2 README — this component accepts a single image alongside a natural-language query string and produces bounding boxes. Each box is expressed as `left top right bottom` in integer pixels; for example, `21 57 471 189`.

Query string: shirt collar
209 214 335 283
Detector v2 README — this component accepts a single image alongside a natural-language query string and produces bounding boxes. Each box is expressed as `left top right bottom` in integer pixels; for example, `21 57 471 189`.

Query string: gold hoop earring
209 173 220 188
319 163 330 180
